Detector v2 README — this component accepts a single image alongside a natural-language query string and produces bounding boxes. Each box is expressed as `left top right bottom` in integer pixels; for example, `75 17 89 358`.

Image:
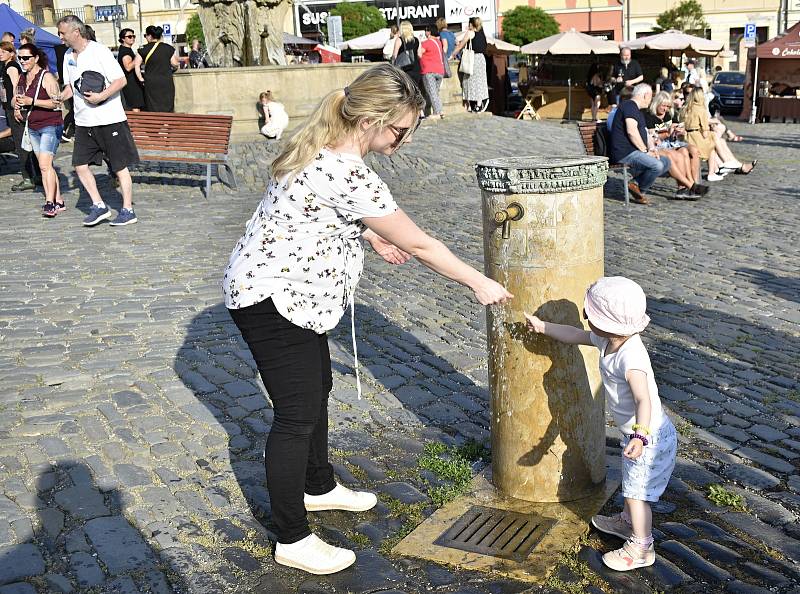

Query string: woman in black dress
117 28 145 111
134 25 179 112
392 20 423 95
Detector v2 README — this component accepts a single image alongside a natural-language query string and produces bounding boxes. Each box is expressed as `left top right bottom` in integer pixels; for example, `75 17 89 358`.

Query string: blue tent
0 4 60 73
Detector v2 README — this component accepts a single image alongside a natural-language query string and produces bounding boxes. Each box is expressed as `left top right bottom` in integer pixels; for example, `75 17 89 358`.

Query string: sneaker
109 208 138 226
61 134 74 142
707 172 726 182
602 539 655 571
11 179 36 192
83 204 112 226
591 514 633 540
691 183 710 195
42 202 57 218
304 483 377 512
54 201 67 213
670 188 690 200
274 534 356 575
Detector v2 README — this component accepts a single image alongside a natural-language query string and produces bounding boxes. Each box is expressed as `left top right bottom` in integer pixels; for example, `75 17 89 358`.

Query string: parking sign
163 23 172 36
744 23 756 48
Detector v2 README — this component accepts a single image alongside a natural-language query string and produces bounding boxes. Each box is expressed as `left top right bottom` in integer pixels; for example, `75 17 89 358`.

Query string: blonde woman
392 20 422 93
680 88 755 181
451 17 489 112
223 64 512 575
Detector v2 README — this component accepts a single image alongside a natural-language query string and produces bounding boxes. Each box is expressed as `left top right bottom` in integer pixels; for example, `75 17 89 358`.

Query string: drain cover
434 506 556 561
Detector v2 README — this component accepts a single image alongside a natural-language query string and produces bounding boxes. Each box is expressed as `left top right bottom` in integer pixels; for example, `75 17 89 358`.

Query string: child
525 276 677 571
258 91 289 140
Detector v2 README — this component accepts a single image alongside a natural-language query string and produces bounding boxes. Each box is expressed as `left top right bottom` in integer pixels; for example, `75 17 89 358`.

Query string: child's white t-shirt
590 332 665 436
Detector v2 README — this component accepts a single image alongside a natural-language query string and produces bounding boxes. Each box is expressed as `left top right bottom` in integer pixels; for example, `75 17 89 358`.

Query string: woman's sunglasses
388 118 421 149
124 34 136 39
18 55 35 61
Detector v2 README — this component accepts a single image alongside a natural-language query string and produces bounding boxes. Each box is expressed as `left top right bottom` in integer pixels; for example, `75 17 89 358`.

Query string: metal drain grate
434 505 556 560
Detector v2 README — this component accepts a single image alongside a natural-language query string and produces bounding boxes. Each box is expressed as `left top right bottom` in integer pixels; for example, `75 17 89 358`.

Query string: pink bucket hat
584 276 650 336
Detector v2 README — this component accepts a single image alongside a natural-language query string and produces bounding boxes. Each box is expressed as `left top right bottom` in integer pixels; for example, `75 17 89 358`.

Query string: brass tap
494 202 525 239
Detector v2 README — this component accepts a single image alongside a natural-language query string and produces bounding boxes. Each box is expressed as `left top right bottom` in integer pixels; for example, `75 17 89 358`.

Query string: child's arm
525 313 592 345
623 370 652 460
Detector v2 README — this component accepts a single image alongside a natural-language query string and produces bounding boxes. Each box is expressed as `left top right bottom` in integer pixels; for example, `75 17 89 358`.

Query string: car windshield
715 72 745 85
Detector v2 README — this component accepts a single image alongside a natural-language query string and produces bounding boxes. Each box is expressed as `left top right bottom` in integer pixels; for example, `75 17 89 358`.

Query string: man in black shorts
56 14 140 226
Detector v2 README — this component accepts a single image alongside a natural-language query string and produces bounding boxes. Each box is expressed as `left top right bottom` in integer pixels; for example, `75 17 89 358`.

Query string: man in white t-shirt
56 15 140 227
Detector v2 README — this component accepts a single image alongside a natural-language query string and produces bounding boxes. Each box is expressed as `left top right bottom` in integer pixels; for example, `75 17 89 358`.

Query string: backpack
592 124 610 158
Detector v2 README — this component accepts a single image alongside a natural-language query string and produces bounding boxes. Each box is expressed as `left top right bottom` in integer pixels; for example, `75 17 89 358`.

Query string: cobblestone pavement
0 117 798 594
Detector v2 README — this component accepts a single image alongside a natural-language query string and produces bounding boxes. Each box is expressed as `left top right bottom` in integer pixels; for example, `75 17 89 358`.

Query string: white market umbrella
520 29 618 120
455 31 521 55
339 28 426 51
620 29 723 56
520 28 619 55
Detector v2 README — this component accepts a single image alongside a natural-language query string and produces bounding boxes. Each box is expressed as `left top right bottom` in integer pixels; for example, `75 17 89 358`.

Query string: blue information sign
744 23 756 48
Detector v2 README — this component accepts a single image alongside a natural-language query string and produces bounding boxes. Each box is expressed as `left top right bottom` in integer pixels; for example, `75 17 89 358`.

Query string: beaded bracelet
632 423 651 436
630 433 649 446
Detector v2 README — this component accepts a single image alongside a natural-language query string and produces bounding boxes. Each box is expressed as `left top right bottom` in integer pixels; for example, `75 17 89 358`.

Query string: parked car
710 71 745 115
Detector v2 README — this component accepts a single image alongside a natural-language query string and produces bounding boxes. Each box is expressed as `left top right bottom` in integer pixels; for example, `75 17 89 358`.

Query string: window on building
728 26 768 69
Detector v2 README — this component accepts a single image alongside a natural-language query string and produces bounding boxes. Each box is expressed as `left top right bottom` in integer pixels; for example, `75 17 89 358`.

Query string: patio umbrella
519 29 618 120
620 29 723 56
283 33 320 46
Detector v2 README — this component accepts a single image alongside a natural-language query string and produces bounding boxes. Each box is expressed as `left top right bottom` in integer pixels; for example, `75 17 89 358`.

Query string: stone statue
198 0 291 67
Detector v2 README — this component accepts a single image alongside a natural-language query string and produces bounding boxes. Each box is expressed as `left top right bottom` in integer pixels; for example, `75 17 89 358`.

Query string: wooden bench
126 111 237 198
577 121 631 207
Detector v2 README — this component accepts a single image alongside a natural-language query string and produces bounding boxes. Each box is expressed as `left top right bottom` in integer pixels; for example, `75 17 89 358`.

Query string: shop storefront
296 0 496 39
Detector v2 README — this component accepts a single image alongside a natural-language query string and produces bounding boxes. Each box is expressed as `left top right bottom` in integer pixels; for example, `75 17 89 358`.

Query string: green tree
501 6 560 47
653 0 708 35
330 2 385 41
185 12 205 46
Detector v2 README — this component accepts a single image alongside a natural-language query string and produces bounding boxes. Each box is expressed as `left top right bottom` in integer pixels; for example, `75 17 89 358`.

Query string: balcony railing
20 9 45 26
53 7 86 22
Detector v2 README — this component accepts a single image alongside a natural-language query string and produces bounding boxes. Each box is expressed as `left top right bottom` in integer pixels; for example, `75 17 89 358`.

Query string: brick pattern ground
0 117 798 594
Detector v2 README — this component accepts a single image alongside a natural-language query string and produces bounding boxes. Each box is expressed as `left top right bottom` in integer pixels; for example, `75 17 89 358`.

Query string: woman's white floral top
223 147 398 333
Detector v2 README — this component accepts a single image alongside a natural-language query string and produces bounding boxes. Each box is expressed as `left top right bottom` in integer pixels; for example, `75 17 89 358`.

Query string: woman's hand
623 438 644 460
472 276 513 305
524 313 546 334
366 231 411 265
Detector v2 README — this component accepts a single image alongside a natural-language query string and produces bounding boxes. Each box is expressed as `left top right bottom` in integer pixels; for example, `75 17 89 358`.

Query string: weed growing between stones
675 420 694 437
379 499 427 555
416 440 489 507
544 544 611 594
706 484 747 511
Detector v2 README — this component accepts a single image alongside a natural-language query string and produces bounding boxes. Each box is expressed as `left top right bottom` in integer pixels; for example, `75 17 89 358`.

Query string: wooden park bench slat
577 121 631 207
126 111 237 197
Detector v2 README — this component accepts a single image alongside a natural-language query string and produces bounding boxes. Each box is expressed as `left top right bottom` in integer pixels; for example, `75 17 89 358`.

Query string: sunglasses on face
388 118 421 149
18 55 35 61
125 35 136 39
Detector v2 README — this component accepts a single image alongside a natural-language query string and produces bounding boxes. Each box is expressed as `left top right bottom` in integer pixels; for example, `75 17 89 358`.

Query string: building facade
497 0 624 40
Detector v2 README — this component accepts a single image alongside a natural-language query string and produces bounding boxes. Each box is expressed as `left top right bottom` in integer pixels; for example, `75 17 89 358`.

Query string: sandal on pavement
734 160 757 175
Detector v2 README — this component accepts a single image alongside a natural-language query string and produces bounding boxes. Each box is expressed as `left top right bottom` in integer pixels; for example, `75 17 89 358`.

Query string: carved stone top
475 156 609 194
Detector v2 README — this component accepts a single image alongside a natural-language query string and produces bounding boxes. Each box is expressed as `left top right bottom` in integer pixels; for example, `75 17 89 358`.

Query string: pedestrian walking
392 21 422 96
420 25 445 118
223 63 511 576
54 35 75 141
56 15 140 226
134 26 179 113
12 43 65 217
1 40 42 191
526 277 676 572
451 17 489 113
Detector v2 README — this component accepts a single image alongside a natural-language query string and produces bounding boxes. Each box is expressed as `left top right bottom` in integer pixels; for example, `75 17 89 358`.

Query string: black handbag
73 70 107 102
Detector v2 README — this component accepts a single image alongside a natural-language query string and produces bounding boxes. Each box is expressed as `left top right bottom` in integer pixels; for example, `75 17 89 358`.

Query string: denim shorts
621 419 677 502
29 124 64 155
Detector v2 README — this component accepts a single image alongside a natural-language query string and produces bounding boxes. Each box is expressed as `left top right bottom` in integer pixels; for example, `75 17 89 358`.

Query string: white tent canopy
520 28 618 55
338 28 425 51
620 29 723 56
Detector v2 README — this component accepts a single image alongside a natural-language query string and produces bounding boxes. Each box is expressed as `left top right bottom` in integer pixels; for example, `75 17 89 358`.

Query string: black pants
228 298 336 544
62 97 75 138
4 107 40 181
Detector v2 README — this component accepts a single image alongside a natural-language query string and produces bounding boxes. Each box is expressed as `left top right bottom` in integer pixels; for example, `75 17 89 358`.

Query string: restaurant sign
300 0 445 34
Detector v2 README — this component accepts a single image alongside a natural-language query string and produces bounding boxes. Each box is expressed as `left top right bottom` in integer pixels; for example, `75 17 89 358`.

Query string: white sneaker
274 534 356 575
304 483 378 512
707 172 726 182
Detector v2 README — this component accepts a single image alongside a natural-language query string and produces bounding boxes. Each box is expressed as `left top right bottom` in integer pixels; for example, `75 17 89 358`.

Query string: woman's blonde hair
0 40 15 54
659 67 668 78
399 20 414 42
272 64 424 182
679 87 707 123
469 17 482 31
259 90 274 102
649 90 672 116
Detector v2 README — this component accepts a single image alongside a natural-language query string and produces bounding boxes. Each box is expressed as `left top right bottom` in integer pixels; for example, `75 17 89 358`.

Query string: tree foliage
653 0 708 35
185 13 205 46
330 2 385 41
501 6 560 47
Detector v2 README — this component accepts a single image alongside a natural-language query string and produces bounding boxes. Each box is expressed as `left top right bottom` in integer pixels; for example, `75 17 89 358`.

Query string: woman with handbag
392 21 423 96
12 44 64 217
134 25 179 112
420 25 446 119
1 41 41 192
451 17 489 113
